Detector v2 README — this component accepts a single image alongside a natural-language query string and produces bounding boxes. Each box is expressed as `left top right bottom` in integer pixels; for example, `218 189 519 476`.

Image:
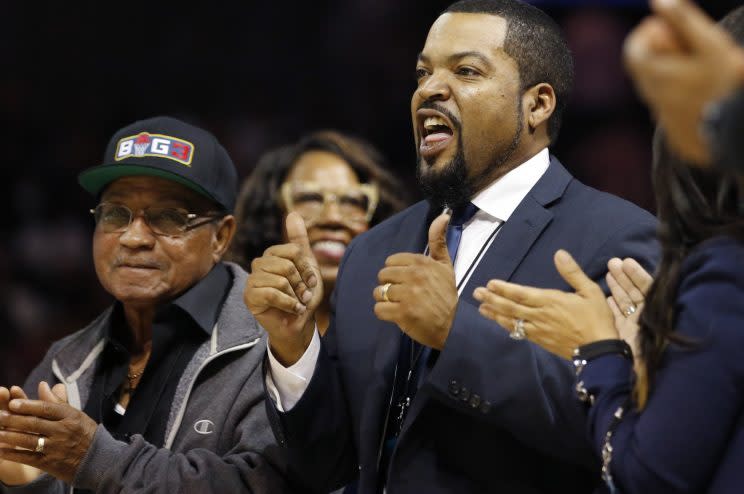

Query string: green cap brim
78 164 218 205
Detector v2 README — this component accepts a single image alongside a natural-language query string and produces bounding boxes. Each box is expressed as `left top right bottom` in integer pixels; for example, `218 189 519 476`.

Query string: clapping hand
0 381 95 484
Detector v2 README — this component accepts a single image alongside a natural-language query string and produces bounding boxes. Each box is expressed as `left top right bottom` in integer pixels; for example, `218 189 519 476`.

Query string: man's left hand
373 212 457 350
0 381 97 483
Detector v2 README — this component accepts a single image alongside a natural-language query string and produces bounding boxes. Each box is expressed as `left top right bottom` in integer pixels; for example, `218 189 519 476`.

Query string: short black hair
444 0 574 144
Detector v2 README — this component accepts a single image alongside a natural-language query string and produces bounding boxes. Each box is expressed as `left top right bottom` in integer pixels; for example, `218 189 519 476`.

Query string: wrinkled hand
624 0 744 166
474 250 616 360
0 381 92 484
244 212 322 366
0 386 42 486
605 257 654 363
373 213 457 350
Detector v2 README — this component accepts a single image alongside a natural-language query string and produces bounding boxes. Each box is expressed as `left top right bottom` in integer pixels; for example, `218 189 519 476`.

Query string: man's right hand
0 383 66 486
244 212 323 366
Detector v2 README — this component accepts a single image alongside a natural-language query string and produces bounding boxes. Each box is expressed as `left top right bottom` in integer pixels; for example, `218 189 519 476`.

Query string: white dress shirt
265 148 551 411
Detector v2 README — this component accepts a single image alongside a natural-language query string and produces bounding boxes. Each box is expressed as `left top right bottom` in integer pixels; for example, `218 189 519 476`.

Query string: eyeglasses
90 203 224 237
280 181 379 224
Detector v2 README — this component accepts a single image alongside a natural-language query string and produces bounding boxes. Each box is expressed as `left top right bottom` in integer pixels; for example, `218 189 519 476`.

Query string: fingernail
301 290 312 304
473 288 484 300
295 303 306 315
307 275 318 288
555 250 570 263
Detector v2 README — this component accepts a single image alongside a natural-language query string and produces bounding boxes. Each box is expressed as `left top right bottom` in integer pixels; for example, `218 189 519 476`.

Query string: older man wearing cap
0 116 289 493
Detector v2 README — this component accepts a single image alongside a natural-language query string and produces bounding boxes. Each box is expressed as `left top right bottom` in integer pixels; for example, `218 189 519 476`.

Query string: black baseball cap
78 116 238 212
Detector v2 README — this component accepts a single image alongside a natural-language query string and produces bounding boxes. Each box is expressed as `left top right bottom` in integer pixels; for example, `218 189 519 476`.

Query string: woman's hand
605 257 654 365
474 249 617 360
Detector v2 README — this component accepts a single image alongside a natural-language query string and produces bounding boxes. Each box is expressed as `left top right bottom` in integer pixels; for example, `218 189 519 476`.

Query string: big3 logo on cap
115 132 194 166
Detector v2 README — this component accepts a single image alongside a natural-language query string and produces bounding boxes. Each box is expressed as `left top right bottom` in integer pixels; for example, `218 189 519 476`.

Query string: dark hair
227 130 409 268
444 0 574 144
635 5 744 407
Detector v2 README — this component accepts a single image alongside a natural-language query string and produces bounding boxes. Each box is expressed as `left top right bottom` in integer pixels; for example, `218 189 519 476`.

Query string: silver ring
510 318 527 340
34 436 45 454
381 283 392 303
623 304 637 317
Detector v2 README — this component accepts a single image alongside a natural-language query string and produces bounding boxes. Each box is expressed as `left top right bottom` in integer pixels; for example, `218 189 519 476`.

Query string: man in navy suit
244 1 658 492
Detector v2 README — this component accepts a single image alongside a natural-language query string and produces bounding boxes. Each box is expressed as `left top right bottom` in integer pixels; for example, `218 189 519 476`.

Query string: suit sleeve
581 241 744 493
263 243 359 493
427 216 659 468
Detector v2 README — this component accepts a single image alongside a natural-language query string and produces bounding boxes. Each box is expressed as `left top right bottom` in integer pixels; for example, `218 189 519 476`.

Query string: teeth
312 240 346 256
424 116 449 130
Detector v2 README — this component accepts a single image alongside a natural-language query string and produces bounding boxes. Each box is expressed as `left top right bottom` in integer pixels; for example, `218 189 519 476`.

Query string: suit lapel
399 157 573 436
363 201 436 473
370 201 437 377
460 157 572 306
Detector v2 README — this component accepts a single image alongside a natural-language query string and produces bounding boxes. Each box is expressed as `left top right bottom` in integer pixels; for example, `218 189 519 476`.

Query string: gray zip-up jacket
2 263 290 493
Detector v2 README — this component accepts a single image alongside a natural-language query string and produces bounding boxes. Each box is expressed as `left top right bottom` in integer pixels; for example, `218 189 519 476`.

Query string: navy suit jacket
581 235 744 493
266 157 659 494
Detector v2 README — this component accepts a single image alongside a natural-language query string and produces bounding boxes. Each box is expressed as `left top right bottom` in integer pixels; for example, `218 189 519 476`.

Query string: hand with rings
0 381 97 484
373 213 459 350
605 257 654 360
473 250 617 360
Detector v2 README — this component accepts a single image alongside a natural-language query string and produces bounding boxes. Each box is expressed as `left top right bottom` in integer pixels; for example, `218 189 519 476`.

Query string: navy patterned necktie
446 202 479 264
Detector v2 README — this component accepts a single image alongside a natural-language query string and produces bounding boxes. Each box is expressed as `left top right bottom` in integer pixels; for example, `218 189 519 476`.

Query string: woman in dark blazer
474 8 744 492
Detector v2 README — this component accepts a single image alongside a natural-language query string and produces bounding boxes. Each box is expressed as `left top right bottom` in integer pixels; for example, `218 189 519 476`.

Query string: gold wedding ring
381 283 392 303
35 436 45 454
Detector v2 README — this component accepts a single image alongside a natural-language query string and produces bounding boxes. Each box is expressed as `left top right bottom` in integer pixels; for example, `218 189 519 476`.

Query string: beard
416 108 524 210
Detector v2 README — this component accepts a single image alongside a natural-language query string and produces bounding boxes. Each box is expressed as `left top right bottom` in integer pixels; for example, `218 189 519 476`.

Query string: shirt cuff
265 328 320 412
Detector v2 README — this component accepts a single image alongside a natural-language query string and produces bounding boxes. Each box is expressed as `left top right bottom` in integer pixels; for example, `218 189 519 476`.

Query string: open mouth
418 111 455 161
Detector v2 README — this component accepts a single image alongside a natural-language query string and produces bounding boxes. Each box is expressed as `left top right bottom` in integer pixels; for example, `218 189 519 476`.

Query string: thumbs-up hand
373 212 458 350
623 0 744 166
474 250 617 360
244 212 323 366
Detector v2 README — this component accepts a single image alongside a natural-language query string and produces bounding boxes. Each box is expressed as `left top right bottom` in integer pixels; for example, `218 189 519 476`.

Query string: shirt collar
107 262 230 346
169 262 230 336
471 147 551 222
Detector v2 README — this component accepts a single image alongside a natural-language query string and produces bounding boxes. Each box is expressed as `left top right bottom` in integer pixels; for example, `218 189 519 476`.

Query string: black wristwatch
573 339 633 376
572 339 633 405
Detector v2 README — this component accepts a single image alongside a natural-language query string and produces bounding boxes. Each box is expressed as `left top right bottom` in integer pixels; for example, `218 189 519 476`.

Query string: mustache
417 101 461 131
114 257 163 269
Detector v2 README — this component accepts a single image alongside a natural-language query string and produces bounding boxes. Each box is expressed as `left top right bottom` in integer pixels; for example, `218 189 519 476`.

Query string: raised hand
474 250 616 360
244 212 322 366
624 0 744 166
373 212 457 350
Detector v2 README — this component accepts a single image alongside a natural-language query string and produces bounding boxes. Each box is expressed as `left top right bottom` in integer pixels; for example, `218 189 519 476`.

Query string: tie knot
449 202 479 227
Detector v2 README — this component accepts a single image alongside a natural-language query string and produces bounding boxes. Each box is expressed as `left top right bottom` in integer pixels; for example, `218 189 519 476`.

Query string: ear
211 215 237 263
522 82 556 134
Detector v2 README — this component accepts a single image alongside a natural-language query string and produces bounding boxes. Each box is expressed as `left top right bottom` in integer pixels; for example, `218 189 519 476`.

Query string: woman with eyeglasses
228 130 409 334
